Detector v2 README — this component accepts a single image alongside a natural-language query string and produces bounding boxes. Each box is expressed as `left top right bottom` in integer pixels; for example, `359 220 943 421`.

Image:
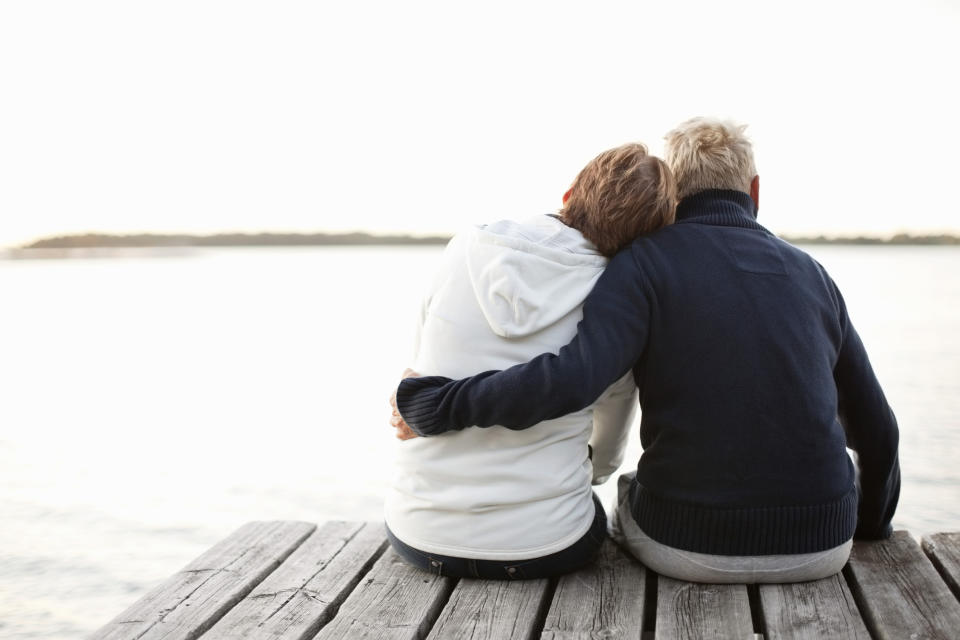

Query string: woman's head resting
561 143 677 257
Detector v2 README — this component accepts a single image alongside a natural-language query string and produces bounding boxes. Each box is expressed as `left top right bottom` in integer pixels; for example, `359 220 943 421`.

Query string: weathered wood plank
311 547 456 640
90 520 316 640
540 539 646 640
922 531 960 601
846 530 960 640
203 521 387 640
90 521 960 640
655 578 752 639
426 578 550 640
758 573 870 640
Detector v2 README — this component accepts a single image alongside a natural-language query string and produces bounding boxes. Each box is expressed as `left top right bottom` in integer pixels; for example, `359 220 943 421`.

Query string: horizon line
6 229 960 251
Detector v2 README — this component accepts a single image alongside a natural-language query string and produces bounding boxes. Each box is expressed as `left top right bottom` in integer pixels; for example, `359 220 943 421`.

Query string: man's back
624 189 862 554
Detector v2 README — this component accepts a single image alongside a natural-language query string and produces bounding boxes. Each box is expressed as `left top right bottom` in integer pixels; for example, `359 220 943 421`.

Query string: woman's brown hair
562 143 677 256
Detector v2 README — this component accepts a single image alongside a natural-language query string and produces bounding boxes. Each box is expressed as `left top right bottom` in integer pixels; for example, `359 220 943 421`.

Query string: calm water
1 245 958 639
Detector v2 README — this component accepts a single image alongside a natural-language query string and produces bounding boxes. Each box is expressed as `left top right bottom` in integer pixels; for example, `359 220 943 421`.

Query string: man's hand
389 368 420 440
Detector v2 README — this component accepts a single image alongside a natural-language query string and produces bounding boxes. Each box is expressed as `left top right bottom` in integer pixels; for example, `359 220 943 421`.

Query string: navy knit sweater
397 190 901 555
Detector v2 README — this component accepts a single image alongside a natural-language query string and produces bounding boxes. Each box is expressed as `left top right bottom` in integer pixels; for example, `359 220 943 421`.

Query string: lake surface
1 245 958 639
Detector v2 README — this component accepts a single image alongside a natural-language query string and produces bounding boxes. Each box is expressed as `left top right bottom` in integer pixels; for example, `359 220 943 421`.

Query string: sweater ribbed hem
396 375 454 436
629 479 858 556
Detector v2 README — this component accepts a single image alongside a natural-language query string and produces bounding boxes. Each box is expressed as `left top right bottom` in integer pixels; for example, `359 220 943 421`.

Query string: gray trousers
610 472 852 583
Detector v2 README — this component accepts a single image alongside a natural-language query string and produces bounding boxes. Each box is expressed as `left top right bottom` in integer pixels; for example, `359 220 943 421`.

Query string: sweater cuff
396 375 455 437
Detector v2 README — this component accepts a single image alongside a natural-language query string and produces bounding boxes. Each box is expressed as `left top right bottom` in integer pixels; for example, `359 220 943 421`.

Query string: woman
385 143 675 579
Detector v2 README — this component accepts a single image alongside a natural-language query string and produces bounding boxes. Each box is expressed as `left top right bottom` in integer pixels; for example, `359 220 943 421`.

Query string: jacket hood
465 216 607 338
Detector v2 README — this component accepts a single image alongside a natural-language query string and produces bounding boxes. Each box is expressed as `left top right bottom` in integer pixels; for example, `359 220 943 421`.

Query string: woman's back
385 215 635 559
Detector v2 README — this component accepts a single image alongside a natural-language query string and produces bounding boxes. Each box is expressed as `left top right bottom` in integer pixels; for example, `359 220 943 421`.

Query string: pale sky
1 0 958 248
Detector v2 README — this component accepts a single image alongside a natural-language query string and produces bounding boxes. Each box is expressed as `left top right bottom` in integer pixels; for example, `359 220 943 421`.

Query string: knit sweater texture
396 190 901 556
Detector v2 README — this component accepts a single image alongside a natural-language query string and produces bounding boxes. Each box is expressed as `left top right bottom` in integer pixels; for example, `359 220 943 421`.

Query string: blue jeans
385 493 607 580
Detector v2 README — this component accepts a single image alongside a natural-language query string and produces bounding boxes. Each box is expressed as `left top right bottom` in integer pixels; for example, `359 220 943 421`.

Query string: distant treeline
24 232 453 249
781 233 960 245
19 231 960 249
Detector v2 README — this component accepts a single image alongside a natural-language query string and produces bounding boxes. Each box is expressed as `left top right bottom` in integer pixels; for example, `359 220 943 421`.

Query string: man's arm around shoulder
396 247 652 436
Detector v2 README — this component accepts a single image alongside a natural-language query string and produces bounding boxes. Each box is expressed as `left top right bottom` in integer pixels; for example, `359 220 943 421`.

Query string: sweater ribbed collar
675 189 768 233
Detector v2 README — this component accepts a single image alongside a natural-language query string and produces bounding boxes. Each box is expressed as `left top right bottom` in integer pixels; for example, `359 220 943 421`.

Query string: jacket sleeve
395 248 651 436
588 371 638 485
832 286 901 539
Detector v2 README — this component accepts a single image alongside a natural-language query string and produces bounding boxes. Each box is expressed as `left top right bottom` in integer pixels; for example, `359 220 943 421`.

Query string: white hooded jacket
385 215 637 559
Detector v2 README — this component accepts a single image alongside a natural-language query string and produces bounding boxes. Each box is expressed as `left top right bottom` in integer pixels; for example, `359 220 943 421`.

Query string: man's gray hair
664 117 757 200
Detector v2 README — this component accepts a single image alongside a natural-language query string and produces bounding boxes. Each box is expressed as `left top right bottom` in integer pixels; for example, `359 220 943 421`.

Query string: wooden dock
91 521 960 639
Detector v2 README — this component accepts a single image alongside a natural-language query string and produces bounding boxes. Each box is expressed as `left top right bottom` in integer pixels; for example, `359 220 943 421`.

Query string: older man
394 117 900 583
